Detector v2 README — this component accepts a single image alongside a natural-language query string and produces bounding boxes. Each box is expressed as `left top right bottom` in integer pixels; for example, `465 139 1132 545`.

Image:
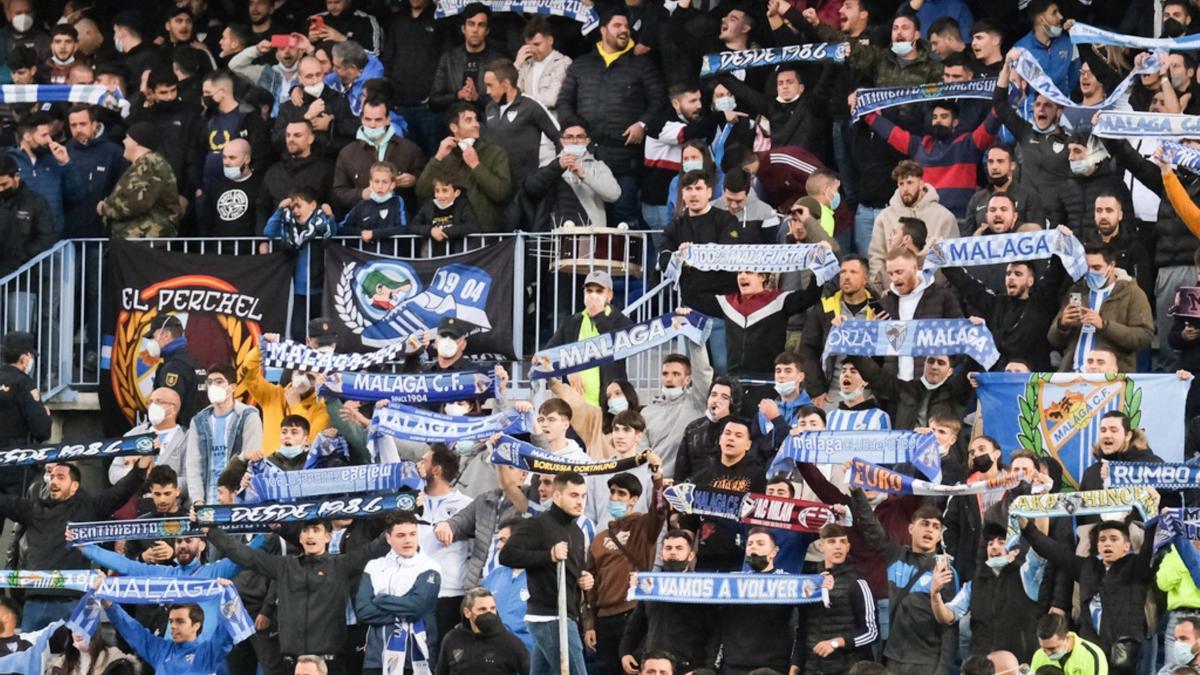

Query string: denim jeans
609 175 642 231
21 597 76 631
528 618 587 675
641 203 672 275
707 317 728 376
395 103 441 158
854 205 883 256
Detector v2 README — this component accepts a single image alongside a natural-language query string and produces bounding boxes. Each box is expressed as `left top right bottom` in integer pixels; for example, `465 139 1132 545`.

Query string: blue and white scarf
768 430 942 480
1161 141 1200 173
261 339 408 374
435 0 599 33
383 619 432 675
304 434 351 469
372 402 531 444
1104 461 1200 489
490 435 648 475
681 243 841 285
852 78 997 122
662 483 745 519
821 319 1001 370
197 492 417 526
1155 508 1200 588
922 230 1088 282
628 572 828 605
1069 20 1200 51
0 620 63 674
1011 48 1160 129
68 577 254 643
321 370 495 404
531 312 708 381
848 458 1029 496
0 432 155 468
248 462 423 502
699 43 848 77
1093 111 1200 139
1005 488 1159 548
67 518 263 545
0 570 95 591
0 84 125 109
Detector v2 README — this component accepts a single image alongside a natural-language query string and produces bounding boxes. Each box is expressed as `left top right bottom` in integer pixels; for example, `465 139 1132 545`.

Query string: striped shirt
827 407 892 431
1072 285 1114 372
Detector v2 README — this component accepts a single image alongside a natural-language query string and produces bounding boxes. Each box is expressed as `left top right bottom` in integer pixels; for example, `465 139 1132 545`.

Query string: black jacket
719 569 798 672
556 47 667 176
272 87 357 159
544 307 635 397
256 153 336 231
382 3 450 106
0 183 54 276
499 503 586 619
994 84 1072 218
659 207 751 305
619 576 716 669
435 620 530 675
207 526 387 656
0 466 147 596
969 549 1043 659
485 94 560 183
794 562 877 674
1106 136 1200 268
429 45 507 113
846 355 973 430
1103 225 1155 303
878 281 963 378
127 98 201 190
0 364 51 449
153 341 205 426
191 105 271 196
942 256 1068 372
690 287 819 378
1047 163 1133 237
963 182 1046 236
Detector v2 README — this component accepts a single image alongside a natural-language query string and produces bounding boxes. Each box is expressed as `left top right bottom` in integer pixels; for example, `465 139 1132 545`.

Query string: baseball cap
307 317 338 346
583 270 613 291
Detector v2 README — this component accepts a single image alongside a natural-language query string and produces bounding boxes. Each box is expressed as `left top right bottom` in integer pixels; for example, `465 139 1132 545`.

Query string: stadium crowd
12 0 1200 674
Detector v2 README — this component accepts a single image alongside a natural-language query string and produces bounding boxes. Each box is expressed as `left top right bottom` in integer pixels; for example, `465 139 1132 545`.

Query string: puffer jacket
796 562 877 674
556 44 667 176
444 488 525 588
1106 136 1200 268
1046 161 1134 237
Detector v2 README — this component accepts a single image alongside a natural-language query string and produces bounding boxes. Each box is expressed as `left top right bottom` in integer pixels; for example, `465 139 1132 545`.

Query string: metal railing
23 230 680 403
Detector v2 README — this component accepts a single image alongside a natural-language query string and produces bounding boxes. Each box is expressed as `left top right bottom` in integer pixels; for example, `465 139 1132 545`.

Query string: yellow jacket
1157 545 1200 610
240 346 331 455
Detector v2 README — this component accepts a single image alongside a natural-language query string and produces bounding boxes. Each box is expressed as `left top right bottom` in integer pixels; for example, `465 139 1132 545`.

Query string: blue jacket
324 54 386 117
354 550 441 669
107 602 234 675
81 538 264 641
6 147 85 235
1014 31 1079 95
915 0 973 43
338 195 408 237
482 564 532 652
264 207 336 295
64 137 127 237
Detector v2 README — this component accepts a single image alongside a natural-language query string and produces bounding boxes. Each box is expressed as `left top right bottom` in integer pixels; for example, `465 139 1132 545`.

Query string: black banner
100 241 292 433
323 241 516 358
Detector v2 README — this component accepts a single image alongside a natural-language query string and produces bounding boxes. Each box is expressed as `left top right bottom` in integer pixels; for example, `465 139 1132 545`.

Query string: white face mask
23 355 35 376
291 373 312 394
562 144 587 158
304 82 325 98
207 384 229 405
223 165 245 180
433 198 455 210
842 387 863 401
919 375 942 390
661 386 684 400
277 444 306 459
11 14 33 34
714 96 737 112
457 137 475 151
147 402 167 426
704 408 720 422
444 402 470 417
143 337 162 358
114 36 125 53
607 396 629 414
436 337 459 359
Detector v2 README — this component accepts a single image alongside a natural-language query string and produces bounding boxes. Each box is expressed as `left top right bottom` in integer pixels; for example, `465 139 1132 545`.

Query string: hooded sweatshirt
868 184 960 292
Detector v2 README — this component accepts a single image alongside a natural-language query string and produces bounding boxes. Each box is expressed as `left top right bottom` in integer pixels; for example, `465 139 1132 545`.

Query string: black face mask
971 454 994 473
930 124 954 141
0 186 16 200
474 612 502 635
987 174 1009 188
661 560 689 572
1165 18 1187 38
201 95 217 112
747 554 771 572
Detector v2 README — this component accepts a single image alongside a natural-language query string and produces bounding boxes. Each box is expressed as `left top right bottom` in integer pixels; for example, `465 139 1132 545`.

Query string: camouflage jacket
101 151 181 238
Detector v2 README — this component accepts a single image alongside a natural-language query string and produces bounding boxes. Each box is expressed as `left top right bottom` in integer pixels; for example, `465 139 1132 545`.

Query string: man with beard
792 524 878 674
801 256 881 404
877 247 963 382
190 70 270 211
1092 193 1153 301
1078 410 1164 494
995 48 1072 218
128 68 199 190
942 225 1072 371
1046 135 1133 236
6 112 82 235
957 193 1045 294
256 120 335 231
63 104 125 239
858 100 999 218
641 83 719 234
716 529 801 675
274 55 356 159
247 0 295 41
868 162 958 292
44 25 82 84
963 145 1045 235
679 417 764 571
619 531 716 672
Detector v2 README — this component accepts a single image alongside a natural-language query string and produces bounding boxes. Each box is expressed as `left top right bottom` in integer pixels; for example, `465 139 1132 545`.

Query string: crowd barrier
0 230 680 403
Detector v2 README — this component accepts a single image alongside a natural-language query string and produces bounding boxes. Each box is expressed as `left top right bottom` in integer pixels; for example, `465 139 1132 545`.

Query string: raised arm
848 487 905 562
205 526 286 578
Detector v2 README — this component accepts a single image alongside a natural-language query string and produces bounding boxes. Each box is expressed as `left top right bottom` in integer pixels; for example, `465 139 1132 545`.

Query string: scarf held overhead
922 230 1087 281
848 458 1028 496
821 319 1000 370
1093 111 1200 139
531 311 708 381
68 577 254 643
196 492 418 526
739 493 850 532
852 78 996 121
0 432 155 468
1105 461 1200 489
1068 20 1200 51
1005 487 1159 546
249 462 423 502
1011 48 1160 129
261 339 410 374
435 0 599 32
321 369 495 403
67 518 264 545
490 435 648 474
699 43 848 77
372 402 531 444
768 430 942 481
680 243 841 285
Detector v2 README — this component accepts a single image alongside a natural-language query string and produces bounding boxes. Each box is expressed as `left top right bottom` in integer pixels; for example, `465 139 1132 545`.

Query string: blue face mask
682 160 704 173
361 125 387 142
608 500 629 519
222 165 244 180
985 555 1011 569
277 444 306 460
369 192 392 203
890 41 914 56
608 396 629 414
1085 269 1110 291
774 380 797 397
830 192 842 210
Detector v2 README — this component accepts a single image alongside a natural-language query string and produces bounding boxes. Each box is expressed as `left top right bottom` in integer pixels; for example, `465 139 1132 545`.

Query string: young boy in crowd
344 161 409 241
409 171 479 256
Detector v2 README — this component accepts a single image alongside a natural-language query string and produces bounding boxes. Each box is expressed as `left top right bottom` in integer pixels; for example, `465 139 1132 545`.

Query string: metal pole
557 559 568 675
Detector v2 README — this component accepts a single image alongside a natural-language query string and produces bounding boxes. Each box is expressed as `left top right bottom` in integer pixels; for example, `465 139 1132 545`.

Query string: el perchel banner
100 241 292 432
323 241 516 358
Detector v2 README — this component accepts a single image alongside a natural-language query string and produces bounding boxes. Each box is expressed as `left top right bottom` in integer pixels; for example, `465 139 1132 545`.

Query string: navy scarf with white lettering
261 339 409 374
922 230 1088 282
1104 461 1200 489
248 462 423 502
68 577 254 643
852 79 997 122
196 492 417 526
372 402 531 444
663 483 746 520
490 435 647 475
699 44 847 77
848 458 1028 496
629 572 828 605
321 370 495 404
67 518 264 545
531 312 708 381
436 0 599 32
768 430 942 481
821 319 1000 370
0 432 155 468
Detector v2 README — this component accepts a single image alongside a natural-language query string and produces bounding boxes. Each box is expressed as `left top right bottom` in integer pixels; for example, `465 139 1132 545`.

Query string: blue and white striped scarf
1069 21 1200 51
68 577 254 643
699 43 847 77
